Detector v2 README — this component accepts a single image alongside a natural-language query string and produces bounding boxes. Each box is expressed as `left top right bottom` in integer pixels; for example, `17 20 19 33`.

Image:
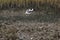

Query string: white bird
25 8 34 15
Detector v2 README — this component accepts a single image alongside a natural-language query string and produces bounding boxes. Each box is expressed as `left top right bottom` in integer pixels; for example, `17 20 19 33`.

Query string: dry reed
0 0 59 9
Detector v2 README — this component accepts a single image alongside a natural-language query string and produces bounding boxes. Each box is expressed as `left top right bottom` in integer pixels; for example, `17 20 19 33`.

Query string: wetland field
0 0 60 40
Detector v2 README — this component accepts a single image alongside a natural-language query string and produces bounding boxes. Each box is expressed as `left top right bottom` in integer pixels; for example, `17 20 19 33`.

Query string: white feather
25 9 34 15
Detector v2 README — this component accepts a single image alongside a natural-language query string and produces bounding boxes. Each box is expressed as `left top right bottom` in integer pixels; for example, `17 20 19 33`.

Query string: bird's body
25 9 34 15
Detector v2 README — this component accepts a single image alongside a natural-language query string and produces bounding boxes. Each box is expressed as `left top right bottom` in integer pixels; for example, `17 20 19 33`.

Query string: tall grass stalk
0 0 59 9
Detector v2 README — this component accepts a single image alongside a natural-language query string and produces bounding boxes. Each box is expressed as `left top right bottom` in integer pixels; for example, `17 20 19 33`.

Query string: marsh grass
0 12 59 23
0 0 59 9
0 4 59 23
0 0 59 22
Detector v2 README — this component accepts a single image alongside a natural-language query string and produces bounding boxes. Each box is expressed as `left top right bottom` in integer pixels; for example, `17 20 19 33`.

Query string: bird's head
29 8 34 11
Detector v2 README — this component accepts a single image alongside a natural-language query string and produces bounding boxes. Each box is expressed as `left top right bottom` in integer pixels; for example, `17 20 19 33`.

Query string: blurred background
0 0 59 22
0 0 60 40
0 0 60 9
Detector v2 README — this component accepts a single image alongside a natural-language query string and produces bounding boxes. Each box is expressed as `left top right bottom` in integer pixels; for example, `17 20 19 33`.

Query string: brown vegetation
0 0 60 9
